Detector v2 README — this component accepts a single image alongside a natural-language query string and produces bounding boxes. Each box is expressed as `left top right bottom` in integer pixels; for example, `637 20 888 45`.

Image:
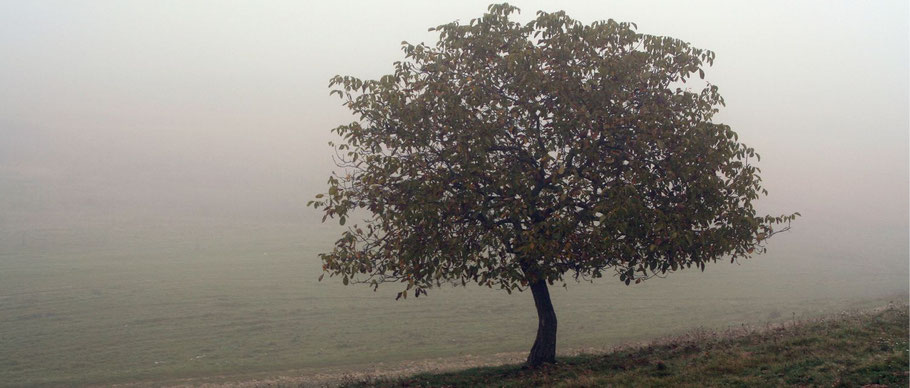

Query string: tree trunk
526 277 557 367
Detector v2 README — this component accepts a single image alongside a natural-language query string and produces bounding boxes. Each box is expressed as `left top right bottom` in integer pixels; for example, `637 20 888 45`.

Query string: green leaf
313 4 795 302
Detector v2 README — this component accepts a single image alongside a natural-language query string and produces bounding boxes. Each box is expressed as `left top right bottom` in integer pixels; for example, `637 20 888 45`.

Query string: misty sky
1 1 907 271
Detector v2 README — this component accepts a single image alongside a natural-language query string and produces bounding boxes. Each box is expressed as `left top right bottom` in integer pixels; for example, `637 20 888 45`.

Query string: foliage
310 3 797 298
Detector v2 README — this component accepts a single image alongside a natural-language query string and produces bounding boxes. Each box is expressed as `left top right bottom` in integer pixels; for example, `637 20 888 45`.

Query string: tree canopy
311 3 795 301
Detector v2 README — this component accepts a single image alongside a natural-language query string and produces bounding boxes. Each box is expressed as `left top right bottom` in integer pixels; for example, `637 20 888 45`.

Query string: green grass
0 220 906 386
349 305 909 387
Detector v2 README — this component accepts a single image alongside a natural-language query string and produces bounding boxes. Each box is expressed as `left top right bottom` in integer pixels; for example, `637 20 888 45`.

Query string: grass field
350 304 909 387
0 219 907 386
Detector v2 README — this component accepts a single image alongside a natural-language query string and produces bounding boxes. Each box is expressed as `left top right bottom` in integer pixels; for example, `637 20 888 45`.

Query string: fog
0 0 907 384
2 0 906 269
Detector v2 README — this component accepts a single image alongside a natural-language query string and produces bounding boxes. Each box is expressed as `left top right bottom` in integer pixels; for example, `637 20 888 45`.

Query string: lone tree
310 3 796 367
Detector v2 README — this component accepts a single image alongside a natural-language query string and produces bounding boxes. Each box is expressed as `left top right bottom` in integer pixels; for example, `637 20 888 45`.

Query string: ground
339 303 908 387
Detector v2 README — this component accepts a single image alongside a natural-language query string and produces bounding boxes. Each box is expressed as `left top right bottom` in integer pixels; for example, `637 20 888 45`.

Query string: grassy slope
347 305 909 387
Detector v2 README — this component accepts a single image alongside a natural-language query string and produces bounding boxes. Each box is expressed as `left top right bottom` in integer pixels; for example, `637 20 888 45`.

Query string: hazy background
1 0 907 250
0 0 907 385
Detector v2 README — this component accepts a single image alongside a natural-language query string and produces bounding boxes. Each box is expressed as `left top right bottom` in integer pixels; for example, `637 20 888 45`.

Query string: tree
310 3 797 367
